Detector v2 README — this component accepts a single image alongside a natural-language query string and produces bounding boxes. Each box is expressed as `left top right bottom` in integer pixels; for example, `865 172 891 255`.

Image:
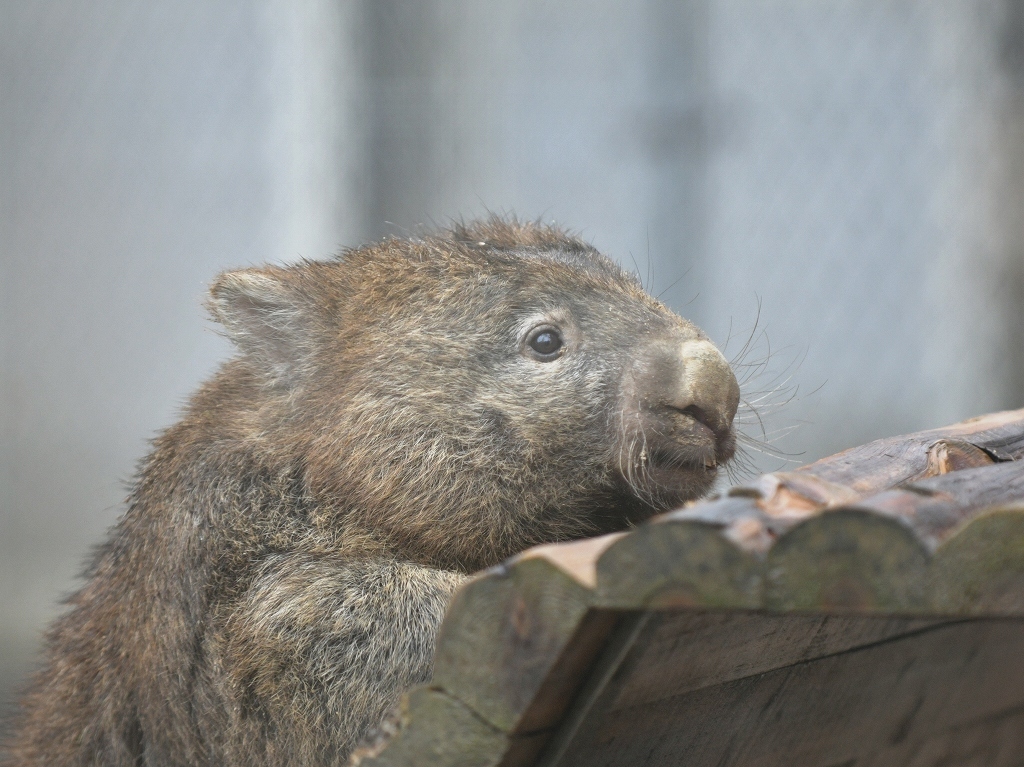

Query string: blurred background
2 0 1024 718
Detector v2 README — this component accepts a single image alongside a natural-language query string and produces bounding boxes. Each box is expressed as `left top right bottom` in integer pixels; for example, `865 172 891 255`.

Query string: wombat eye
525 326 564 360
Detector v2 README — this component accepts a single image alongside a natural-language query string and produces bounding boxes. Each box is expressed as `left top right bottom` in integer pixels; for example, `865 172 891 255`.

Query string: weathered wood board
361 409 1024 767
542 614 1024 767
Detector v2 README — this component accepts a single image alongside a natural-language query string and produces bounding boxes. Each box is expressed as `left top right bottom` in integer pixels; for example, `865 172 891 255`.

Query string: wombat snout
668 339 740 439
622 332 739 500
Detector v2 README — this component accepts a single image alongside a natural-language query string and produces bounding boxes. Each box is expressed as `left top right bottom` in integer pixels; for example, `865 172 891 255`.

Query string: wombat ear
207 268 314 386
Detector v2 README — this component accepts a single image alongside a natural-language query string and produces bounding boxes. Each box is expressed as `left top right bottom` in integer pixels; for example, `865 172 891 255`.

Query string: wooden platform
361 409 1024 767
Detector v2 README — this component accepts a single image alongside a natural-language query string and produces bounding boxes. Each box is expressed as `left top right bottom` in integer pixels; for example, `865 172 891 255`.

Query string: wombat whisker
735 429 803 457
740 381 798 407
725 303 806 402
725 361 802 483
723 448 777 485
630 430 656 506
723 296 765 364
737 387 799 421
626 421 666 509
733 350 801 395
625 250 646 289
734 404 798 444
739 423 802 444
726 318 804 467
654 264 694 303
724 447 761 483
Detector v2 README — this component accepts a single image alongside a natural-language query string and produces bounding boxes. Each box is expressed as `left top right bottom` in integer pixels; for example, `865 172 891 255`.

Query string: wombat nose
668 339 740 435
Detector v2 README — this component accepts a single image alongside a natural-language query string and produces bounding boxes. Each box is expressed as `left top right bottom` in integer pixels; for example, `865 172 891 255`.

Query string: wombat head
208 219 739 571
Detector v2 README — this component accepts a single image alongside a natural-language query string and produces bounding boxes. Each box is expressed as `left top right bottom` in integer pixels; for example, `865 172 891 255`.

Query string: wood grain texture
796 408 1024 489
603 611 947 712
765 461 1024 613
764 509 931 612
930 504 1024 614
430 557 597 734
548 617 1024 767
359 688 507 767
595 511 761 609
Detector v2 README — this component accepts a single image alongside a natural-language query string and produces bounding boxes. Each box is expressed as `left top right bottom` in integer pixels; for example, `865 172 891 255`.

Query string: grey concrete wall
3 0 1023 719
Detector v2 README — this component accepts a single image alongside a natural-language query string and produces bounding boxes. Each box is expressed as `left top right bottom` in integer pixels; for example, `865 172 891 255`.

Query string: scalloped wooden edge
362 409 1024 766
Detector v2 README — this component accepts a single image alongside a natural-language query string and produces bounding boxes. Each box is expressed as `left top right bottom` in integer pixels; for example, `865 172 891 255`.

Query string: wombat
2 219 739 766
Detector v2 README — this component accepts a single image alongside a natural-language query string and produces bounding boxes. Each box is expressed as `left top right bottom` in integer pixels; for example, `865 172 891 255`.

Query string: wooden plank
603 611 948 712
590 412 1024 616
765 461 1024 612
595 510 761 609
358 688 507 767
429 557 598 734
859 705 1024 767
533 611 950 765
852 460 1024 550
596 438 1024 615
422 548 625 766
532 612 652 767
763 509 931 612
930 504 1024 614
548 617 1024 767
794 407 1024 491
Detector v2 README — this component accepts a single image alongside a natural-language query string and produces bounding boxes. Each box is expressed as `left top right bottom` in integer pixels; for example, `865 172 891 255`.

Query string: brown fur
2 218 738 766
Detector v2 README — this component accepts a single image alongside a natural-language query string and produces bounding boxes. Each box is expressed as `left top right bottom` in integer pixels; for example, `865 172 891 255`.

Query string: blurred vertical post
994 0 1024 408
361 1 520 240
642 0 711 310
264 0 368 259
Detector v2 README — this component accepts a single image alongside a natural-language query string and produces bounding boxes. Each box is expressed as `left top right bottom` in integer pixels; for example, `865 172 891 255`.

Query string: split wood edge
361 408 1024 766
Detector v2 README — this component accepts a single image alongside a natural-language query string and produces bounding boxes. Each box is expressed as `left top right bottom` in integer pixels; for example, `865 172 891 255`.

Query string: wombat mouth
654 408 735 469
638 411 736 500
647 444 720 477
